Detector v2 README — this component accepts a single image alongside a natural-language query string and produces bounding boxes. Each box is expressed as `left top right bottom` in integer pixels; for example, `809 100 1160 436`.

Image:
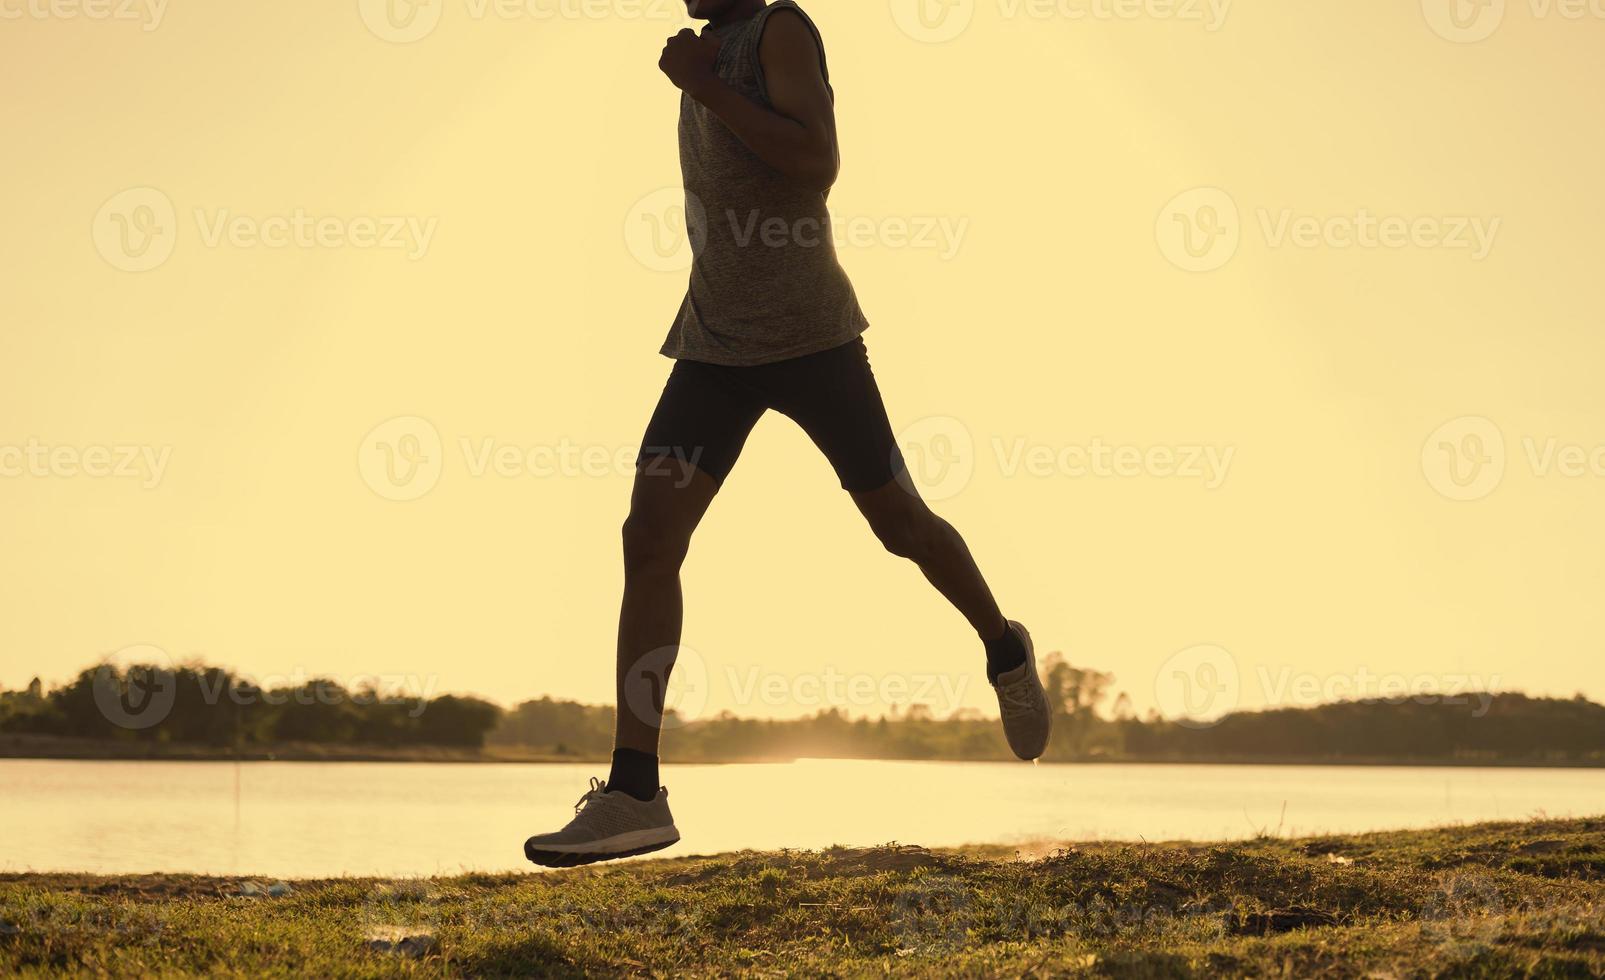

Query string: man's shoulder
764 1 817 27
757 3 824 61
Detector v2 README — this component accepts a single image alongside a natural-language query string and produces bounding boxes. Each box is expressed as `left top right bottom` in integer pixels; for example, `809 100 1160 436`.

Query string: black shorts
637 337 905 492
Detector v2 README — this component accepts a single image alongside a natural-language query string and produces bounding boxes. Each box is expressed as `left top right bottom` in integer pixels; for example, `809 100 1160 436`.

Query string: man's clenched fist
659 28 723 96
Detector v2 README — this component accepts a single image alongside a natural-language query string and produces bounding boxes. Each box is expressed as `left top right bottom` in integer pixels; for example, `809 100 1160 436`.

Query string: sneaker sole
524 827 681 869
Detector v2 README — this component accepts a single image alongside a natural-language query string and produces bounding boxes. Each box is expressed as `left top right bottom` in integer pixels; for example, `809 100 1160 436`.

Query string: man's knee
621 513 691 576
871 506 944 563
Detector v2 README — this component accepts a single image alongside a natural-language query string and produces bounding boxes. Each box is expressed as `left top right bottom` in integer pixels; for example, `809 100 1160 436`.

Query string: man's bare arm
658 12 841 192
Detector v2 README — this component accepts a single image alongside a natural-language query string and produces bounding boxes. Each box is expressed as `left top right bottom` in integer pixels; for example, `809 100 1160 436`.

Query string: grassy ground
2 817 1602 978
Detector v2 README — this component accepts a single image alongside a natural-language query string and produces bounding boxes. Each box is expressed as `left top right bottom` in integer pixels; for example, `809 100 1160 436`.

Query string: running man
524 0 1050 868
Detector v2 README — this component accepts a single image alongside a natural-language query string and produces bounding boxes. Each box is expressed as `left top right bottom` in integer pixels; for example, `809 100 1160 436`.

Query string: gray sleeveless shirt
660 1 869 367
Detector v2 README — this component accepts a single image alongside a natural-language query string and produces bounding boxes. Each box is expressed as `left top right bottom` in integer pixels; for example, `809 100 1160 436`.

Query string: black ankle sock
607 748 660 802
984 622 1026 684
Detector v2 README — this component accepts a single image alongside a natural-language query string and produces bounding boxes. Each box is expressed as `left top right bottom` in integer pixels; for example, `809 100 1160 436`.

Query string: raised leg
850 476 1008 642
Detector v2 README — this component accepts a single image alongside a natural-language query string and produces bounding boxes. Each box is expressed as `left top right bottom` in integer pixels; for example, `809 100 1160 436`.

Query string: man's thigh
764 338 906 493
637 358 767 489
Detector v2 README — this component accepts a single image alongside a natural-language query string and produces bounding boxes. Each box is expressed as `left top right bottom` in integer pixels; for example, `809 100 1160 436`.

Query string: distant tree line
490 654 1605 765
1114 694 1605 763
0 664 500 749
4 656 1602 764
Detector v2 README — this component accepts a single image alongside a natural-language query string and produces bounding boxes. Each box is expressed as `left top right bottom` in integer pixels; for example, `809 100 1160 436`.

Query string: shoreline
3 735 1600 768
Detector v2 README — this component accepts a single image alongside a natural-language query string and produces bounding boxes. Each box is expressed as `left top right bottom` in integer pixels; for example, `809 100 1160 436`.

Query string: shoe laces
997 677 1039 717
573 776 607 814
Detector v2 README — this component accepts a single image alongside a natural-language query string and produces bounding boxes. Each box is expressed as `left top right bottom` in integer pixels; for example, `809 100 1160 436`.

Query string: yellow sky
2 1 1603 722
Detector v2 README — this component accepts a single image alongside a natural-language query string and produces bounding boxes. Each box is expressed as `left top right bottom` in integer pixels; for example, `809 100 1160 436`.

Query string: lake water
2 759 1600 878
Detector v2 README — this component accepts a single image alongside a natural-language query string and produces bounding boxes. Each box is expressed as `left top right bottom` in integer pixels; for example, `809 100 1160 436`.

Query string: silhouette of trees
1039 653 1115 756
3 660 1602 764
0 664 500 749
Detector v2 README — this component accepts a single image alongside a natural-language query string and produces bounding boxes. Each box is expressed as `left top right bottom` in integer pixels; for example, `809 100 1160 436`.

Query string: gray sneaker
992 621 1053 760
524 777 680 868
